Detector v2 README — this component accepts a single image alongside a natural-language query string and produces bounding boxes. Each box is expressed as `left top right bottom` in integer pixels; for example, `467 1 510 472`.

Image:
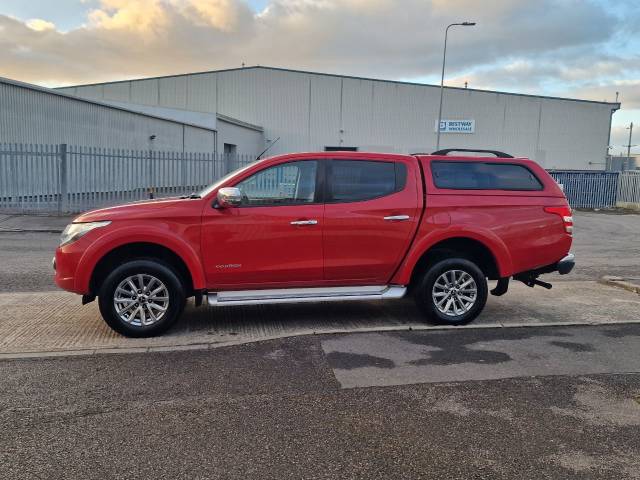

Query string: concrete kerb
2 318 640 361
600 276 640 295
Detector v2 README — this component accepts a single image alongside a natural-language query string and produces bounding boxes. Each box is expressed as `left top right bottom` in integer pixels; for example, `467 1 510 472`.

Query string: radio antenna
256 137 280 160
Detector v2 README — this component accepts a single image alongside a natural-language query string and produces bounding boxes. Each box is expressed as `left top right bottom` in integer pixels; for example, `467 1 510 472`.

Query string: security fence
616 170 640 209
0 143 255 213
548 170 620 209
1 142 640 214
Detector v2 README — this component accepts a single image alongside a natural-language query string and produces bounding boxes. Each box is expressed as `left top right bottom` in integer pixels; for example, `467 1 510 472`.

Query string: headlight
60 221 111 246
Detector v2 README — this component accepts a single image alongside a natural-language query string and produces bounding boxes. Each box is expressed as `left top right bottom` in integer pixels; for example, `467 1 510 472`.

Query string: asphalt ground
1 324 639 479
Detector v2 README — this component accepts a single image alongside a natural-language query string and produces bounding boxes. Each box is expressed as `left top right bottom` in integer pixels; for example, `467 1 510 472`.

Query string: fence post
148 148 155 199
58 144 68 214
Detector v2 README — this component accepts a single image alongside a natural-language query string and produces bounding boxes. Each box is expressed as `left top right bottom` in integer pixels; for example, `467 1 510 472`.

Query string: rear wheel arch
408 237 502 290
89 242 196 296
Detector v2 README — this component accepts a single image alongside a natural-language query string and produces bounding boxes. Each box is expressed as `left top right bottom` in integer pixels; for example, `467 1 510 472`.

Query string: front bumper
53 243 88 294
556 253 575 275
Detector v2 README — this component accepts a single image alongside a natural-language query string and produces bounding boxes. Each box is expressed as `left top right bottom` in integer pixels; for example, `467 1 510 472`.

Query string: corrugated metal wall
57 67 617 168
216 118 264 158
1 81 216 153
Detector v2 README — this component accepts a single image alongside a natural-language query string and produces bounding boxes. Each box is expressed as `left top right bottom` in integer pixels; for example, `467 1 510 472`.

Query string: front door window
235 161 318 206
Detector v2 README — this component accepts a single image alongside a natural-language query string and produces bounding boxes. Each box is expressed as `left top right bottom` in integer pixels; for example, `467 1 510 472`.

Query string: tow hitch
514 273 552 290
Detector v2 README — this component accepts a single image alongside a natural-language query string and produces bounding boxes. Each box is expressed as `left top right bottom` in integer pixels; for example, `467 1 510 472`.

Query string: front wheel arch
90 242 195 297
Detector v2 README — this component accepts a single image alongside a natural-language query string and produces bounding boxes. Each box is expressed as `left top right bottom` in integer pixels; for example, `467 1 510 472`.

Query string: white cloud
573 80 640 109
0 0 628 87
25 18 56 31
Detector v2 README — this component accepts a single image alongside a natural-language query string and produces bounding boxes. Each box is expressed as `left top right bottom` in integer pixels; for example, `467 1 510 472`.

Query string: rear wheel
415 258 488 325
98 259 186 337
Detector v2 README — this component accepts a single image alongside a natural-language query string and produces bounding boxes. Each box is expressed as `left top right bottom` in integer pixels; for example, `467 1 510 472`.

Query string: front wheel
98 259 186 337
414 258 488 326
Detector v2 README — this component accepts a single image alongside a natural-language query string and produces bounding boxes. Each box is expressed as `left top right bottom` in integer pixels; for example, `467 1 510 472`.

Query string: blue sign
436 119 475 133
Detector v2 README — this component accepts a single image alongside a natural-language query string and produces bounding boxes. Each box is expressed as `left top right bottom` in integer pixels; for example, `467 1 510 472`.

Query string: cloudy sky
1 0 638 152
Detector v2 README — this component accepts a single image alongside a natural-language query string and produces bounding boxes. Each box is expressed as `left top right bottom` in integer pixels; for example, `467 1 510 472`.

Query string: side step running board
206 285 407 307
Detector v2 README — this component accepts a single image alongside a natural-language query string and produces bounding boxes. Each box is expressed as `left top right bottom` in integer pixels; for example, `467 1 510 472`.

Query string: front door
201 160 323 289
322 158 421 284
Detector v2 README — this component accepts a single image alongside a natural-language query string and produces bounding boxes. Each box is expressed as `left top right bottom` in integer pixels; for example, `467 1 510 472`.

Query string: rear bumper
514 253 575 279
556 253 575 275
509 253 575 292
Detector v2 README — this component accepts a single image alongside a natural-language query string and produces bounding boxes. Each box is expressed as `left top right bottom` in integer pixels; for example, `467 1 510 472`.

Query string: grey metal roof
0 75 219 132
55 65 621 108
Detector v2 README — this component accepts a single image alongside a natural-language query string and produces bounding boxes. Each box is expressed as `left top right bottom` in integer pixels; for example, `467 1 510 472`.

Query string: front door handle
383 215 410 221
290 219 318 226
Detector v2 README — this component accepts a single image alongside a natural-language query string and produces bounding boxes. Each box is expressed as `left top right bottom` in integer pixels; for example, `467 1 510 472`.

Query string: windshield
197 160 261 198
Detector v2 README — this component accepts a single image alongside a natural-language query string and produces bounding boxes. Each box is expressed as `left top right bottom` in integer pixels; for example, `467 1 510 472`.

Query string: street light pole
435 21 476 151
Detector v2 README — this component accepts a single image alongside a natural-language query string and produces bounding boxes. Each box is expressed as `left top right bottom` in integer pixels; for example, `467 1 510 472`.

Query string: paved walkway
1 280 639 358
0 214 72 232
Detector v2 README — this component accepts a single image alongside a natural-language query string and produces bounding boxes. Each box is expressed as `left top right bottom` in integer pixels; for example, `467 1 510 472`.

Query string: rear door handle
383 215 410 221
290 219 318 226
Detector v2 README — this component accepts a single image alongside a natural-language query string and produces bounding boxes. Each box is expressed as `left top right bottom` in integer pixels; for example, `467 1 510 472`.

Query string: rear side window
431 161 543 191
328 160 407 202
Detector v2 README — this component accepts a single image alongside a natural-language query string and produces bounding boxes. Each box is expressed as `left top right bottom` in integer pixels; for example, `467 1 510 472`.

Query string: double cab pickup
54 149 574 337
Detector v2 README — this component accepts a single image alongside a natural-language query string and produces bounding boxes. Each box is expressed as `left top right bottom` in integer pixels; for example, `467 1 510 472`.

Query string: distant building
607 155 639 171
55 66 620 170
0 76 264 156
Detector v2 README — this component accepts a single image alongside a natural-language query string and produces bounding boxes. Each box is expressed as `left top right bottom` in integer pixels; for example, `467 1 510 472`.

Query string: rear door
322 158 421 284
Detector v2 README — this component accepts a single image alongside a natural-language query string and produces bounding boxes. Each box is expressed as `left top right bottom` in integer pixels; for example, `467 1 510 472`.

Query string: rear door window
327 160 407 202
431 161 543 191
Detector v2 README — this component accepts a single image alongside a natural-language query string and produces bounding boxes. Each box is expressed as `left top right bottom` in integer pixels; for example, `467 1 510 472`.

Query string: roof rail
425 148 514 158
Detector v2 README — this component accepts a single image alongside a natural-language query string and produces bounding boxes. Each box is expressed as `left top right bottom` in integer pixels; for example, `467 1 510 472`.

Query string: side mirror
217 187 242 208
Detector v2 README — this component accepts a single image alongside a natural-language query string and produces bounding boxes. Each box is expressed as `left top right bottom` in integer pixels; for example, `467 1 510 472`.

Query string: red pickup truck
54 149 574 337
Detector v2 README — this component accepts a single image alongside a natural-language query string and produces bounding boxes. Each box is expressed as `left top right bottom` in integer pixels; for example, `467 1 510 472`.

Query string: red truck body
54 150 574 336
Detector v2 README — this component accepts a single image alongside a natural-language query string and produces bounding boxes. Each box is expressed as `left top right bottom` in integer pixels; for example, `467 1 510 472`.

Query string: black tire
414 258 488 326
98 259 186 337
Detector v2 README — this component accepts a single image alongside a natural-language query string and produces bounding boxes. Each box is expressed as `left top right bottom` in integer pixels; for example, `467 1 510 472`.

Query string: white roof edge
216 113 263 132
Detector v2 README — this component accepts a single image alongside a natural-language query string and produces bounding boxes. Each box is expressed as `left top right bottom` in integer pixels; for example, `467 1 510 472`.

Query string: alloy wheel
113 274 170 327
431 269 478 317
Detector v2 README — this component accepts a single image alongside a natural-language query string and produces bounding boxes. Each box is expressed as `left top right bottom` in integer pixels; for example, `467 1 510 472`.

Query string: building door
325 146 358 152
223 143 237 173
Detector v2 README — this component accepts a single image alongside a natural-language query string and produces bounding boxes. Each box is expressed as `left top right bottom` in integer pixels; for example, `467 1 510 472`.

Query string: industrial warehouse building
52 66 620 170
0 76 264 155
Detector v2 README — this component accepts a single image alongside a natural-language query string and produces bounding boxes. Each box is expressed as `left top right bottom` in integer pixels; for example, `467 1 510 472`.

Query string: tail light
544 206 573 234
